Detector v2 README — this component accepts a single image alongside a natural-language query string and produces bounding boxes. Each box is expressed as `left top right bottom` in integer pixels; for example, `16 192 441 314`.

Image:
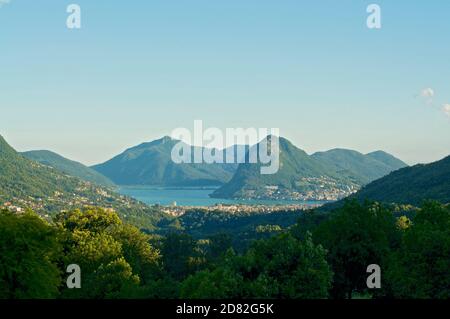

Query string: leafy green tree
181 233 332 299
56 207 160 298
385 201 450 299
55 208 122 233
180 266 243 299
89 257 140 299
111 224 161 284
396 215 412 230
161 233 205 280
290 210 329 240
313 200 400 299
0 209 61 298
139 276 181 299
206 233 233 263
239 233 332 298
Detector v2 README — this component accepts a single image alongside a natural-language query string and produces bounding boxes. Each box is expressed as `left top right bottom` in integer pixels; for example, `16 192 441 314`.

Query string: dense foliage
1 200 448 299
0 210 61 298
312 201 401 298
172 208 305 251
180 233 332 299
384 201 450 298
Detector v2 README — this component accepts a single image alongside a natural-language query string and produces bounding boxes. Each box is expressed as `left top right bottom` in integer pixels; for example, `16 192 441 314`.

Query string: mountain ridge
22 150 115 187
92 136 239 187
212 137 408 201
0 135 165 229
342 154 450 206
311 148 407 185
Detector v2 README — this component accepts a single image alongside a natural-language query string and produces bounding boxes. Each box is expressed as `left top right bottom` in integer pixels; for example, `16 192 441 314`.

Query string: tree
290 210 329 240
180 233 332 299
55 207 122 233
396 216 412 230
0 209 61 298
180 267 243 299
313 200 400 299
385 201 450 299
56 207 161 298
206 233 233 263
239 233 332 298
89 257 140 299
161 233 205 280
111 224 161 284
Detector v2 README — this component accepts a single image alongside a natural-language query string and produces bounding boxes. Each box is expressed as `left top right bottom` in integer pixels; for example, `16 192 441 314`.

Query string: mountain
22 150 115 187
366 150 408 171
0 135 165 229
311 149 407 185
92 136 238 187
212 137 407 201
212 137 358 200
342 155 450 206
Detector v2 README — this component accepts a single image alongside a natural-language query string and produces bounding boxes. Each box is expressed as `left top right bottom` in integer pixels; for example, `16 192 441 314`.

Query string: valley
89 135 407 202
1 133 449 300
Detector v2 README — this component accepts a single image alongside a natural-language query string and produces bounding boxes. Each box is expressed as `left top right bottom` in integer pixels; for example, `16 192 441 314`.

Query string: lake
118 186 325 207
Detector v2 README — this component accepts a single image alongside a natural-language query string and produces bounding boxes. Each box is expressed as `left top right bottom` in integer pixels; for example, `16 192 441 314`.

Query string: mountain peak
366 150 407 170
92 136 236 186
366 150 390 157
131 136 179 151
159 136 174 143
258 135 298 150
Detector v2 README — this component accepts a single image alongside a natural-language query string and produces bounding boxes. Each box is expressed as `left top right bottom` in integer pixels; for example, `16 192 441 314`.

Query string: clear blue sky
1 0 449 165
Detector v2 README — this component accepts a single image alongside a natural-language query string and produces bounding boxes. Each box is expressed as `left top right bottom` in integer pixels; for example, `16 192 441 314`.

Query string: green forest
1 200 448 299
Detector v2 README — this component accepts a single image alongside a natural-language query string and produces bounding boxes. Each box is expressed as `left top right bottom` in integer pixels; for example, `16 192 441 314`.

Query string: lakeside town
2 195 326 219
1 176 355 218
157 202 325 217
227 176 360 202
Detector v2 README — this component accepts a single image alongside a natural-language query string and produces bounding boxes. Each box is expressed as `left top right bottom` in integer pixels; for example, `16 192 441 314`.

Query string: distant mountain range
91 136 407 197
92 136 239 187
22 150 115 187
2 133 418 206
211 137 408 201
4 130 449 230
311 149 407 185
0 135 165 229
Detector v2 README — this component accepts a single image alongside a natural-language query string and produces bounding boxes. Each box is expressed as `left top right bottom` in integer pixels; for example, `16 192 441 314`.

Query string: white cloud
443 104 450 117
0 0 11 8
420 88 434 98
416 88 449 119
417 87 435 107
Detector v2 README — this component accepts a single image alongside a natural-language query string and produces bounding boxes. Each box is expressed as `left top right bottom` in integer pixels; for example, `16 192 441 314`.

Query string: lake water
118 186 325 207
